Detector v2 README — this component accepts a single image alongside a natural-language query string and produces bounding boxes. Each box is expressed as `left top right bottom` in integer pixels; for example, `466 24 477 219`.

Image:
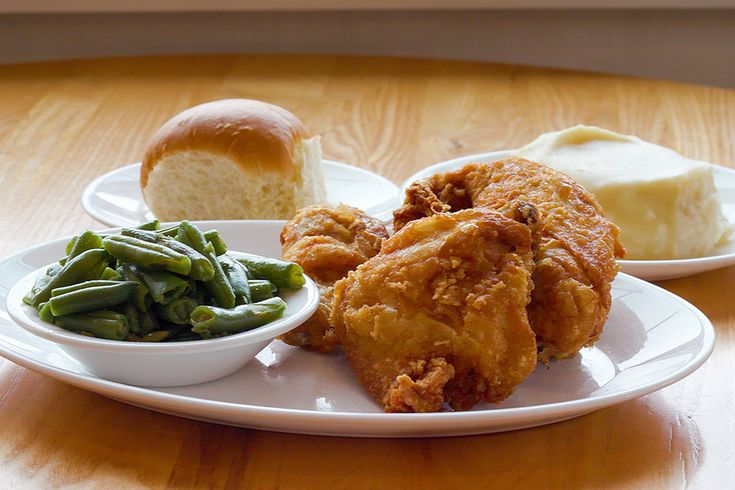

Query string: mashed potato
516 125 728 260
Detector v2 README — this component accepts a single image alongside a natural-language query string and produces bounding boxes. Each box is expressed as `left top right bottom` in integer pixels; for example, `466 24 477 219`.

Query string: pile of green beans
23 220 304 342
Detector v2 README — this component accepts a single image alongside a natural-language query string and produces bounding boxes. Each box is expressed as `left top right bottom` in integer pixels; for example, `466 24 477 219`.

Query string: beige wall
1 9 734 88
2 1 735 12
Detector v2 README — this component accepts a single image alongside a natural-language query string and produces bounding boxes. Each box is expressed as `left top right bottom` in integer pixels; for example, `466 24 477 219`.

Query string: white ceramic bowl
6 257 319 388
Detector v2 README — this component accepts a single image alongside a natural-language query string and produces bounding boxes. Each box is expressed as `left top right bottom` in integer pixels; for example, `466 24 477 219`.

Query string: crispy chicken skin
331 208 538 412
280 204 389 352
393 157 625 361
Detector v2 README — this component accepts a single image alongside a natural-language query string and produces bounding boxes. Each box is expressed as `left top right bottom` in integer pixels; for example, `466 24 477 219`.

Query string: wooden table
0 54 733 488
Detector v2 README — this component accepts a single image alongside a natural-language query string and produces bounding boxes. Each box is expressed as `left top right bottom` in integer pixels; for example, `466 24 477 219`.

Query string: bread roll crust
141 99 310 188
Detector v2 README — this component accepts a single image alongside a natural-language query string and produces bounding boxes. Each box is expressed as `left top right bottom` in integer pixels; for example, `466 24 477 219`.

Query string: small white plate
82 160 399 227
402 150 735 281
0 221 715 437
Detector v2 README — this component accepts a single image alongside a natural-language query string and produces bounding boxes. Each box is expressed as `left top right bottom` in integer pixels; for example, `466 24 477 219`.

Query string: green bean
138 270 189 305
139 330 171 342
64 230 102 256
175 222 236 308
64 236 76 256
38 302 54 323
202 243 236 308
218 254 251 305
204 230 227 256
103 235 191 276
23 263 62 306
60 231 105 266
24 249 109 307
191 297 286 338
248 279 277 302
122 302 142 335
51 279 122 297
169 332 203 342
175 220 208 252
162 298 198 324
140 322 186 342
121 228 214 281
48 281 137 316
100 267 123 280
191 287 207 305
157 235 214 281
138 308 159 335
120 228 158 241
235 253 305 289
68 231 104 259
155 220 185 235
119 264 152 311
185 278 201 299
54 310 129 341
136 219 160 231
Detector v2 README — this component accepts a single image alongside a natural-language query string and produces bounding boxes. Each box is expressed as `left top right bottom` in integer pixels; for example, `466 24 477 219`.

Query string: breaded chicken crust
332 208 538 412
280 204 389 352
393 157 625 361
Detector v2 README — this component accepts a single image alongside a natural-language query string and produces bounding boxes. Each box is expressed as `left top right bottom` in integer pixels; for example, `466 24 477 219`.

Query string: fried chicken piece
331 208 538 412
280 204 389 352
394 157 625 361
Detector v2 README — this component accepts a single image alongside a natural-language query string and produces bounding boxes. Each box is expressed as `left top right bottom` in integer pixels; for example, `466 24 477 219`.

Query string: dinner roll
141 99 327 221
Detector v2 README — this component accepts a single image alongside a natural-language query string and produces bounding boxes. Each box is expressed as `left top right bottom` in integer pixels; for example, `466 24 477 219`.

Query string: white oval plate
0 221 715 437
402 150 735 281
82 160 399 227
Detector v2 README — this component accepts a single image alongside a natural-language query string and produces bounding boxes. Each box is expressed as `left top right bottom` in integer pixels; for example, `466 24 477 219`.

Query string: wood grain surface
1 54 734 489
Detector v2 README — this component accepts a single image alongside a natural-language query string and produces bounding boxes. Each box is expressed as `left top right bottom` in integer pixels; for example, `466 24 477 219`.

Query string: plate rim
0 223 717 435
0 274 715 424
81 160 400 227
400 149 735 274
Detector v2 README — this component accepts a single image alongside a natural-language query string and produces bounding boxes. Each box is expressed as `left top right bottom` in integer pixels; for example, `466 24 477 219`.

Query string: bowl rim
5 240 319 354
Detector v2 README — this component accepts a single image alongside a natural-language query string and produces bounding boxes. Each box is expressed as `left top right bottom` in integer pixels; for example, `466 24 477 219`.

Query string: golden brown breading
280 204 389 352
332 208 538 412
393 157 625 361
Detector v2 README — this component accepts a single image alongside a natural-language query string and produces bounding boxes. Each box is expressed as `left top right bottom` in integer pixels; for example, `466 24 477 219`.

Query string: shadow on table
1 370 701 489
244 394 701 489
